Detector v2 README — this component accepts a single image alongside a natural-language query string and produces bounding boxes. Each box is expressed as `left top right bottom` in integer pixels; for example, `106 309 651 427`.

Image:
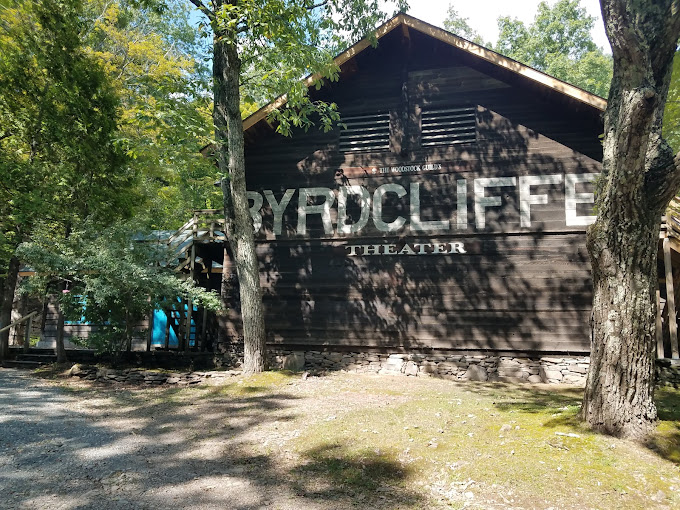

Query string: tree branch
187 0 215 22
304 1 328 9
652 1 680 75
600 0 645 67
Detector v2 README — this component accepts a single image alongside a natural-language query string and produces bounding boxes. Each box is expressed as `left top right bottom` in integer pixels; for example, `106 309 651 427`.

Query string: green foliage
0 0 138 287
0 0 222 350
664 51 680 153
269 98 342 137
0 0 133 222
17 221 220 353
443 5 486 45
494 0 612 98
201 0 409 132
83 0 220 229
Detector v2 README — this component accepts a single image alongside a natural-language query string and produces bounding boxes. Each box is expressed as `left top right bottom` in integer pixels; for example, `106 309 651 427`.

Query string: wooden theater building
193 12 616 381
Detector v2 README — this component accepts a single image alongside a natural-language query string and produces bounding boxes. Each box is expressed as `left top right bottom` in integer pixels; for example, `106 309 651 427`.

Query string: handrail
168 216 226 246
166 211 229 273
0 310 39 334
167 216 198 245
192 209 222 214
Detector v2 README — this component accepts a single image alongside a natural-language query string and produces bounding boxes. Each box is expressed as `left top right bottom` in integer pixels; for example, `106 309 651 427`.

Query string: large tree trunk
55 284 67 364
213 16 267 374
582 0 680 440
216 246 231 348
0 255 20 360
584 212 661 438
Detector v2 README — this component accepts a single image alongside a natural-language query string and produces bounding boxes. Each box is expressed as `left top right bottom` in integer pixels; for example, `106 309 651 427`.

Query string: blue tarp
151 301 197 348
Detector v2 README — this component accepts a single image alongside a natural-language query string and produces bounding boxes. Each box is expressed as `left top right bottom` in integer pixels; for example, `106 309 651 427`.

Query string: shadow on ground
646 388 680 465
463 380 680 465
0 368 423 509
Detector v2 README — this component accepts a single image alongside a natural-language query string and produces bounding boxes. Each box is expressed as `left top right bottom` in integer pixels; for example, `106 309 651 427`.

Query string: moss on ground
288 376 680 509
32 368 680 508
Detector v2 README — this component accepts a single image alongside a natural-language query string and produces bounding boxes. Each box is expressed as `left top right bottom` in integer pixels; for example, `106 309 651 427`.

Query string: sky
402 0 610 52
188 1 610 53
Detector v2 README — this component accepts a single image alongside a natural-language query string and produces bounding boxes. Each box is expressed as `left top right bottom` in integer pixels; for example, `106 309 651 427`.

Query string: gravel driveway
0 368 359 510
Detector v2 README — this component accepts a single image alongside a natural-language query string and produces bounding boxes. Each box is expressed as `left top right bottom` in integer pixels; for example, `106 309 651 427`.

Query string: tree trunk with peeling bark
212 11 267 374
0 255 20 360
55 281 67 363
582 0 680 439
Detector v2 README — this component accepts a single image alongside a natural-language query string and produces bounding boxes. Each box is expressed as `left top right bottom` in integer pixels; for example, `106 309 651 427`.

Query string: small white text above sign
373 163 443 175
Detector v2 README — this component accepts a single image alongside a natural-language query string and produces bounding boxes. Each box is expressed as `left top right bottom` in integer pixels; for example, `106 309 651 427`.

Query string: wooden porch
658 198 680 360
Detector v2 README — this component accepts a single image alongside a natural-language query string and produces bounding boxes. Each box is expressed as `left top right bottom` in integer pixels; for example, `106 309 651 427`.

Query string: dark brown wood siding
235 28 602 354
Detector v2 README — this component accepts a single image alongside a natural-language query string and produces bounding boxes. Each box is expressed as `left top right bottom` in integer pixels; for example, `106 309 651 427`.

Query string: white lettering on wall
297 187 335 235
410 182 450 232
373 183 407 232
337 185 371 234
519 174 563 228
247 191 263 233
474 177 517 229
457 179 468 230
346 241 467 256
247 170 599 237
264 189 295 235
565 173 598 226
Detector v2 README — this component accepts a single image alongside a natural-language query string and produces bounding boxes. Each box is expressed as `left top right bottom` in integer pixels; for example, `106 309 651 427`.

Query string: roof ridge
242 12 606 133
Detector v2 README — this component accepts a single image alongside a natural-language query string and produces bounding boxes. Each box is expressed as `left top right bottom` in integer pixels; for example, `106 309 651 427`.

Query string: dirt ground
1 367 679 510
0 368 421 510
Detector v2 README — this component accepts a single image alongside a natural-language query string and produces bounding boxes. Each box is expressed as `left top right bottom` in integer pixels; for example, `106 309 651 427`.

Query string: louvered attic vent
421 106 477 146
338 112 390 152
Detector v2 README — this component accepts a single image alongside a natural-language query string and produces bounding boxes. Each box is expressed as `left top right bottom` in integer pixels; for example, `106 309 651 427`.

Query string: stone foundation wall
67 351 680 388
67 346 680 387
265 349 680 386
265 350 591 384
656 359 680 387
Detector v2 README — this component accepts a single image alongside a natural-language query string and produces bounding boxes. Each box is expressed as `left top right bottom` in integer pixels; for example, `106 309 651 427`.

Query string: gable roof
242 12 607 134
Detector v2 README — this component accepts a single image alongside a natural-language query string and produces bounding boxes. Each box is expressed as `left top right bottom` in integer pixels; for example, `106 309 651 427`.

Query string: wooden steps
1 349 57 369
1 359 45 369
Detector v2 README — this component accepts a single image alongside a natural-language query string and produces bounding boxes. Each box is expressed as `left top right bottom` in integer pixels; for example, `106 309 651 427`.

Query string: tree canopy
83 0 220 229
0 0 224 358
443 0 613 98
0 0 135 240
0 0 139 359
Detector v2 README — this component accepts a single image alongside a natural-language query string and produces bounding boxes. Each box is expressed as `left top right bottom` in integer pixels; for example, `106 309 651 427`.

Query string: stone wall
656 359 680 387
265 349 680 386
68 364 238 385
266 350 591 384
69 350 680 387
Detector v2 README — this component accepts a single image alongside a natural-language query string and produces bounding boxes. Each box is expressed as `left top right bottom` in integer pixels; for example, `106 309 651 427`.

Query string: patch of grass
32 363 73 379
291 376 680 509
648 421 680 464
296 442 407 491
199 370 298 398
657 387 680 421
646 387 680 464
